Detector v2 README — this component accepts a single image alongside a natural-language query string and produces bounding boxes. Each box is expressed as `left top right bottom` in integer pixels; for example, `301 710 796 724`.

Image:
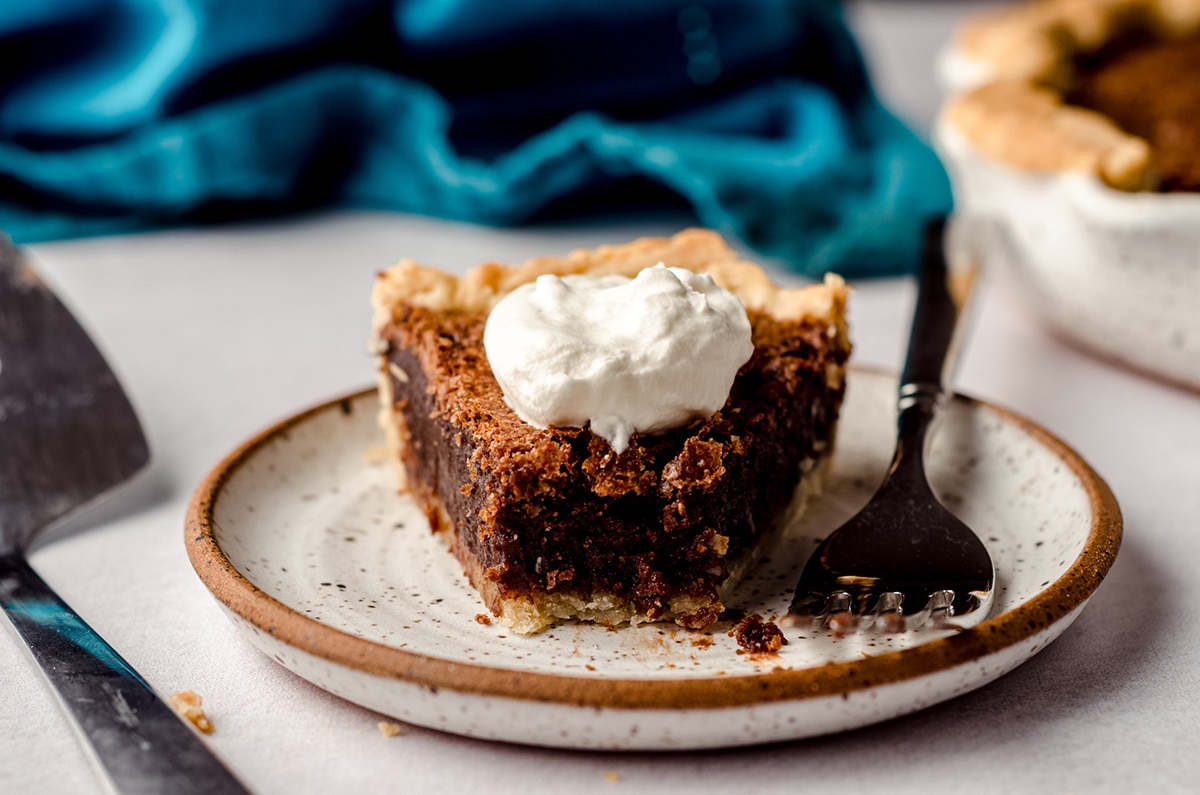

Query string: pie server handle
0 553 252 795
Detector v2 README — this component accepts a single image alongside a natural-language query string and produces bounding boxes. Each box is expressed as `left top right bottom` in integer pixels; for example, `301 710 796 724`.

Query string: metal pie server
0 237 251 794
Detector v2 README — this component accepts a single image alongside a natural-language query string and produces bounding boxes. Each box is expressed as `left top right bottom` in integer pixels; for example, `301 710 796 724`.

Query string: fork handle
0 552 252 795
900 216 968 399
892 216 978 477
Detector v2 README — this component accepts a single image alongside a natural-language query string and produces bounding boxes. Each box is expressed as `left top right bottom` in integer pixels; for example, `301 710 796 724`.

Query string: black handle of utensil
899 215 964 398
888 215 979 489
0 552 252 795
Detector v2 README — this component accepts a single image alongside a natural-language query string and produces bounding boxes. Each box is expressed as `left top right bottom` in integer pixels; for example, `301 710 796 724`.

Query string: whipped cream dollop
483 264 753 453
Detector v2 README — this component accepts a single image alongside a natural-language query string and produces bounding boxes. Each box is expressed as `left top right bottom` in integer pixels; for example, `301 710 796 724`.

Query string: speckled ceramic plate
186 369 1121 750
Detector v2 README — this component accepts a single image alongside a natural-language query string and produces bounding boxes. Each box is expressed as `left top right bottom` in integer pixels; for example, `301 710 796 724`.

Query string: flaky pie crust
372 228 848 338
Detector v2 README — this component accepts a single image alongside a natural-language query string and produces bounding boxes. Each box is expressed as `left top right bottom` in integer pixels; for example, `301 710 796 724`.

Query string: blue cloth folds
0 0 951 277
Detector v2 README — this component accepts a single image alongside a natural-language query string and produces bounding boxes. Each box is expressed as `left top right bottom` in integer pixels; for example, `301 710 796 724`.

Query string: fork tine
782 591 854 632
893 589 951 630
825 592 853 614
815 592 856 634
825 604 859 637
862 591 905 631
927 589 955 626
788 591 832 619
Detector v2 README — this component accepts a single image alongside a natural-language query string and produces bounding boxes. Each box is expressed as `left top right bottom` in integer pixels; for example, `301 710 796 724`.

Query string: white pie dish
935 0 1200 392
935 120 1200 391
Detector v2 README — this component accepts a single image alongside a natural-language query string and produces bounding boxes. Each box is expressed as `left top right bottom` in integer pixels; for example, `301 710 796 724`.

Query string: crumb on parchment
604 771 621 783
169 690 214 734
378 721 404 737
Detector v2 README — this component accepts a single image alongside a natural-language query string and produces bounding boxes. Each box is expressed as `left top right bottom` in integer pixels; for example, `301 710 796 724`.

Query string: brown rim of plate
185 376 1122 712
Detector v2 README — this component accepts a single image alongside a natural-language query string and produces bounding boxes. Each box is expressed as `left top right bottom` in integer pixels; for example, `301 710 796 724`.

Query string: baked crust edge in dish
943 0 1200 191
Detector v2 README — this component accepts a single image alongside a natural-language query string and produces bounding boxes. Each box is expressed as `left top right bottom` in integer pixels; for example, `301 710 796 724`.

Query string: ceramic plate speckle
186 369 1120 750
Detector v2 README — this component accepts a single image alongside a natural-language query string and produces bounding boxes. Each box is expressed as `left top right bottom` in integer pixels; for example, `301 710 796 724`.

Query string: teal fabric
0 0 951 277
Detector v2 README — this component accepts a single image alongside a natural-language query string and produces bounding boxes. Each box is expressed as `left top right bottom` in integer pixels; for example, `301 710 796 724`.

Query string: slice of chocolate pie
371 230 850 634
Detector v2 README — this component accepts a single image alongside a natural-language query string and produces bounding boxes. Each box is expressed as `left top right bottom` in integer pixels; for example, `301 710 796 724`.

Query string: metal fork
787 216 995 634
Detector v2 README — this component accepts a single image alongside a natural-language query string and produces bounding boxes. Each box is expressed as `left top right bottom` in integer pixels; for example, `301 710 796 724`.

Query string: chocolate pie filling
380 303 846 627
1070 33 1200 192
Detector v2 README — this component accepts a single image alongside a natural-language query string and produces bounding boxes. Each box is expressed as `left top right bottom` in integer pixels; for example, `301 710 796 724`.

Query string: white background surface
4 2 1198 792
